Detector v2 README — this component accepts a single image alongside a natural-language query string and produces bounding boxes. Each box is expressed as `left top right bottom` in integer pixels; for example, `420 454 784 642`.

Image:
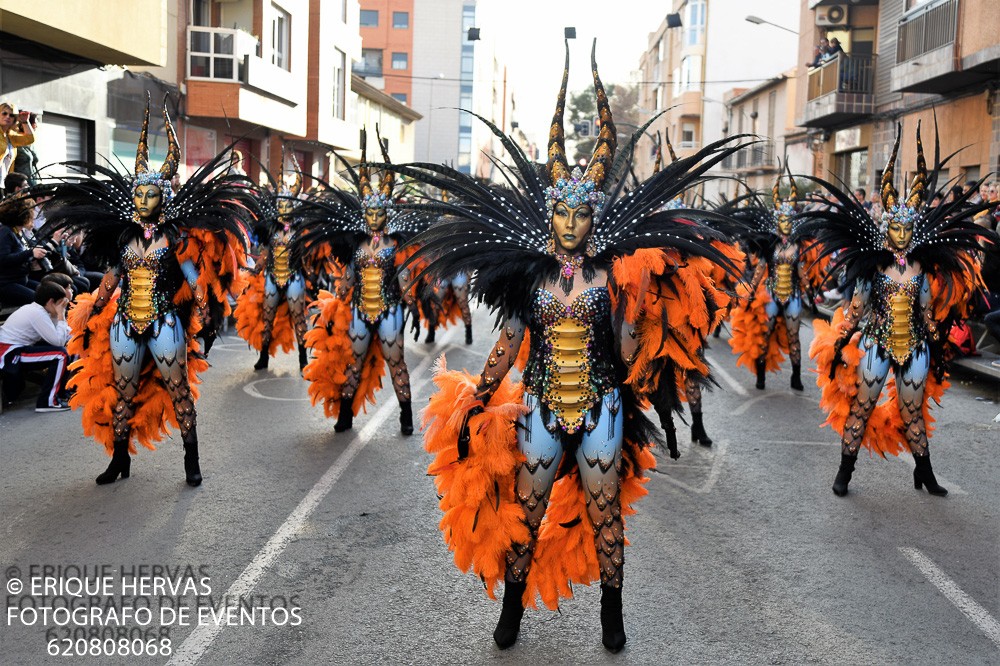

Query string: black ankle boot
334 399 354 432
913 455 947 496
465 324 473 345
691 412 713 447
712 324 722 338
790 363 804 391
298 346 308 371
399 401 414 436
253 346 269 371
600 584 627 653
425 326 436 344
96 440 131 485
493 581 526 650
755 358 766 390
183 439 202 487
832 453 857 497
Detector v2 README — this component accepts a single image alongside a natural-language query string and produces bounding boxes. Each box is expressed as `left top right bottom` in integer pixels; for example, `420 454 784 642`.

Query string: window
836 149 869 191
360 10 378 27
767 91 776 142
332 48 346 119
393 11 409 29
391 93 408 104
681 122 696 147
677 55 702 93
685 0 706 46
657 38 665 62
354 48 383 77
191 0 210 27
391 52 408 70
271 3 290 70
653 86 662 111
461 54 474 75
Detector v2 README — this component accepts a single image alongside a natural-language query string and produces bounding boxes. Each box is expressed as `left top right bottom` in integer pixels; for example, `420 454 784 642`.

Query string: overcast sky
478 0 799 148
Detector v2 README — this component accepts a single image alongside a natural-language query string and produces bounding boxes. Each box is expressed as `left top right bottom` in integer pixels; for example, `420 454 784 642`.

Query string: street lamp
745 15 798 35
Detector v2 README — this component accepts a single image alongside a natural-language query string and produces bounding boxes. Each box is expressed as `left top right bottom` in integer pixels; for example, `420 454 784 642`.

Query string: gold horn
376 124 394 198
664 128 678 163
135 92 151 177
582 40 616 191
785 161 797 202
652 133 662 175
287 148 303 197
881 124 901 211
358 127 373 199
906 120 926 208
158 95 180 181
546 40 571 185
772 173 781 210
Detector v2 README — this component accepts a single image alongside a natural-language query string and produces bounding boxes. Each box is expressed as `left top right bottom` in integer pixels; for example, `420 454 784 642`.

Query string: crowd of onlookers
806 37 846 69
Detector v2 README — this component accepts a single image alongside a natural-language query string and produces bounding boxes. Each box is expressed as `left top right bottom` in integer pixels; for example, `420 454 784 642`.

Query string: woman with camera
0 194 44 306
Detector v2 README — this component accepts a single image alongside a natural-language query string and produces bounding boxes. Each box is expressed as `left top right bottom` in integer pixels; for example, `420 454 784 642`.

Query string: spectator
62 231 103 291
930 192 943 207
11 113 40 186
966 180 983 205
4 171 29 197
807 38 830 67
853 188 869 211
868 190 883 220
826 38 845 61
0 280 72 412
0 102 34 196
0 195 44 306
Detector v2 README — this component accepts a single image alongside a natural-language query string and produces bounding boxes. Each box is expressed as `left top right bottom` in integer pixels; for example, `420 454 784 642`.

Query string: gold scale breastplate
123 246 168 334
271 240 291 287
774 263 794 302
360 264 384 321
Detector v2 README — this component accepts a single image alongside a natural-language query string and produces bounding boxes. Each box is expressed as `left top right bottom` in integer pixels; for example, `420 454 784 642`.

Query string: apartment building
797 0 999 193
636 0 800 199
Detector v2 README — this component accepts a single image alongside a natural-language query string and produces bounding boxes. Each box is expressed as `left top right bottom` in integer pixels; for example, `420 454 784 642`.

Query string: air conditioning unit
816 4 848 26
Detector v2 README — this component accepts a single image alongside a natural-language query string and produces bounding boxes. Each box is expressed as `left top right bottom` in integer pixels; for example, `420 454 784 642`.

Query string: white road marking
242 377 311 401
759 439 839 447
658 438 728 494
707 358 748 397
732 390 820 416
900 547 1000 649
168 330 453 665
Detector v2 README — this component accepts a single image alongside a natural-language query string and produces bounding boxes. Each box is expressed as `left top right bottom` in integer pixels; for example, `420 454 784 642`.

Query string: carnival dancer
728 168 819 390
297 130 428 435
236 152 330 371
409 42 743 652
802 122 995 496
33 95 254 486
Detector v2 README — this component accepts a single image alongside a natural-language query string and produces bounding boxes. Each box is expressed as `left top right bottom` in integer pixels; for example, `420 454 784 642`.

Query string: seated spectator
825 38 845 61
4 171 28 197
0 280 72 412
0 194 44 306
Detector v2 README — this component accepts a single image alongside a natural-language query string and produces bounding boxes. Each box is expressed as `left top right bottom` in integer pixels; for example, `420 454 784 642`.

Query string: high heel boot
425 325 436 344
399 401 413 436
831 453 857 496
493 581 526 649
790 363 804 391
755 358 766 390
298 345 308 371
913 455 948 496
690 412 713 447
183 436 202 487
253 342 270 370
465 324 473 345
96 440 131 485
334 399 354 432
600 584 627 653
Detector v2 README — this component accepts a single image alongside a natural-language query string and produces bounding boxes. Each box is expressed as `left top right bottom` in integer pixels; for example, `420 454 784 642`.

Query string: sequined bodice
119 245 179 334
865 273 925 364
352 245 400 323
767 239 799 303
522 287 616 434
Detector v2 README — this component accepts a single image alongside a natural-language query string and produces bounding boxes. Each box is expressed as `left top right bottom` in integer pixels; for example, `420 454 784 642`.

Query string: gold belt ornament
361 265 384 321
126 265 156 333
889 290 913 362
272 245 291 287
544 316 595 434
774 263 793 302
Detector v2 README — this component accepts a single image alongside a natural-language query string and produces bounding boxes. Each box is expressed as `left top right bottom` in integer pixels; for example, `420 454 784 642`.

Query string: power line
360 70 789 86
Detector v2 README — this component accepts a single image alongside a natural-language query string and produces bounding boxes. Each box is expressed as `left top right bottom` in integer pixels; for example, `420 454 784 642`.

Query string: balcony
890 0 961 93
803 54 875 128
722 141 776 172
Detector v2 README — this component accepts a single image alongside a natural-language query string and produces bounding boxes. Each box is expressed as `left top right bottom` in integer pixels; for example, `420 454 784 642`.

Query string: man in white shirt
0 280 72 412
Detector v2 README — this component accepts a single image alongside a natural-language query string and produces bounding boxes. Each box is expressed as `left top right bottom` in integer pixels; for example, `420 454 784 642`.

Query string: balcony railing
187 26 259 81
896 0 958 64
807 54 876 100
723 141 776 171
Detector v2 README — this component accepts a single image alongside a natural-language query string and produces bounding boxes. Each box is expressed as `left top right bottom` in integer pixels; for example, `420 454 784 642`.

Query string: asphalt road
1 306 998 665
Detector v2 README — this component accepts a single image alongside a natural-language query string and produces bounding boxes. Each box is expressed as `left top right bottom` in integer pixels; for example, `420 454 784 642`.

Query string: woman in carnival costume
236 151 333 372
408 42 743 652
728 168 822 391
802 122 996 496
36 95 255 486
297 130 428 435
